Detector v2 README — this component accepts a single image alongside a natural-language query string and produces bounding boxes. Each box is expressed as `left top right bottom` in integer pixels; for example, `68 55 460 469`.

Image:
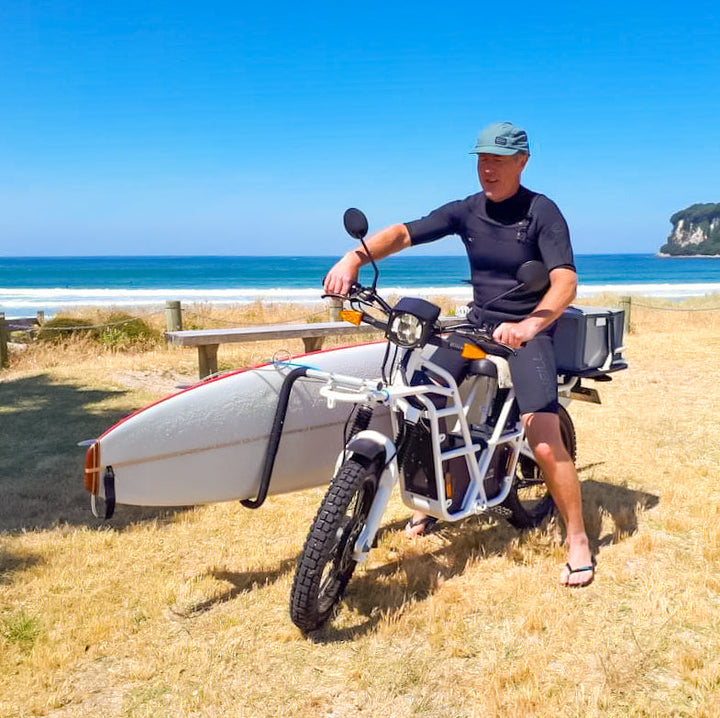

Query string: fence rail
4 294 720 372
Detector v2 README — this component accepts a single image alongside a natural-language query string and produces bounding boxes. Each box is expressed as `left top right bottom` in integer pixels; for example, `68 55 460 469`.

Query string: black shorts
507 333 559 415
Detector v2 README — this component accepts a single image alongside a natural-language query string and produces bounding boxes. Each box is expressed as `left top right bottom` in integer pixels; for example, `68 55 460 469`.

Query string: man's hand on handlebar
323 252 362 296
492 319 539 350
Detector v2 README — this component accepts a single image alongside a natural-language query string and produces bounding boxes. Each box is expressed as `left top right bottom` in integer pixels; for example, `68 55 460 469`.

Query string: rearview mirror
343 208 368 240
516 260 550 293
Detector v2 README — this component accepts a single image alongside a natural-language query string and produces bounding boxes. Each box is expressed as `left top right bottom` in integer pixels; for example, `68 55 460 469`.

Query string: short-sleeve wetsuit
404 186 576 415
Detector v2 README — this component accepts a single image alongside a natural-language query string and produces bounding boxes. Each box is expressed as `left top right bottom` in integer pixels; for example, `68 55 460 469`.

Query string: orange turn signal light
340 309 363 326
461 343 487 360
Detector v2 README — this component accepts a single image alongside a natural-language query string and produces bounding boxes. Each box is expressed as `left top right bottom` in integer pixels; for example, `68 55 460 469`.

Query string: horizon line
0 252 686 260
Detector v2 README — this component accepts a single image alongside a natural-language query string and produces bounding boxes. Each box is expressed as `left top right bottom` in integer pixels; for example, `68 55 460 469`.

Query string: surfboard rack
90 466 116 520
241 366 311 509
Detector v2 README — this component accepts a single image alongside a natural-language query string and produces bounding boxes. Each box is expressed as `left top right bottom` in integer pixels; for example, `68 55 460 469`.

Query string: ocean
1 254 720 318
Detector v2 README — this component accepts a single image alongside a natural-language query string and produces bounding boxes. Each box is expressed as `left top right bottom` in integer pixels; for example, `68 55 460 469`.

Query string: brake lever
321 282 369 303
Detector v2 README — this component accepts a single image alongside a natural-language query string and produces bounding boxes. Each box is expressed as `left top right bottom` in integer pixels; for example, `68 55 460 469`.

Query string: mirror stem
479 285 522 326
359 238 380 291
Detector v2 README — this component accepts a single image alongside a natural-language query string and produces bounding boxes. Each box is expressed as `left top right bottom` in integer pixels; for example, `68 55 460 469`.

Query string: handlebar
324 283 516 359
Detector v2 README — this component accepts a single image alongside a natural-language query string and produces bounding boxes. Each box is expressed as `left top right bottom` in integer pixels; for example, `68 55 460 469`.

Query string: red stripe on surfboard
96 338 385 441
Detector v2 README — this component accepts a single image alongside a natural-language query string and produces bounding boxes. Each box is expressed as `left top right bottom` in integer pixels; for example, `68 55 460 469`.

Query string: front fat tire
501 405 576 530
290 457 379 633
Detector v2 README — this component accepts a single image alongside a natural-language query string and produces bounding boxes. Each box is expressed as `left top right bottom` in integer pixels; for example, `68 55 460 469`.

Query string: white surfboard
84 341 391 508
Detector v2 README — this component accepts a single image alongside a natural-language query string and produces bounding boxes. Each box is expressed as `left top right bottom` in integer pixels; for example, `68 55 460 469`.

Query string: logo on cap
495 137 507 146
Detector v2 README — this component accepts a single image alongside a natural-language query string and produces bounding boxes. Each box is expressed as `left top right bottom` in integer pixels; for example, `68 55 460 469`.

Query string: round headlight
388 312 424 347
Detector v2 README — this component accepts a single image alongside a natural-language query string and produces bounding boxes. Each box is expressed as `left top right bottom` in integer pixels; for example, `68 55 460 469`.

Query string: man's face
477 153 528 202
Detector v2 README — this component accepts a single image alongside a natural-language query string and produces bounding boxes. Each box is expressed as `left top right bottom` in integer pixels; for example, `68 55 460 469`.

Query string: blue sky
1 0 718 256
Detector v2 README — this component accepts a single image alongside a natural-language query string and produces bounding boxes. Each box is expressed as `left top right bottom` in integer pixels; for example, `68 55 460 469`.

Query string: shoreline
656 252 720 258
3 285 720 320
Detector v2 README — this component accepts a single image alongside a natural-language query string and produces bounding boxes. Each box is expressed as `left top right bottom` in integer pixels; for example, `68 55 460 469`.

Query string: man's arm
492 267 577 349
323 223 412 296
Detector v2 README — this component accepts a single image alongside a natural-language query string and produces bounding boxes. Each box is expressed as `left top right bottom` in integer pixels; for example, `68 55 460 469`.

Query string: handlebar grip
443 329 516 359
474 336 515 359
321 282 364 301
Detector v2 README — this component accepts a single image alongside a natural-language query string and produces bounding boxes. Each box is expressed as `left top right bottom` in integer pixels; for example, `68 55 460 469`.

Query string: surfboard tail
84 441 100 495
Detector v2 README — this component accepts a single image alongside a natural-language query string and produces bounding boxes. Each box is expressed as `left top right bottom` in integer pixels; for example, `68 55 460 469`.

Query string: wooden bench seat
165 321 381 378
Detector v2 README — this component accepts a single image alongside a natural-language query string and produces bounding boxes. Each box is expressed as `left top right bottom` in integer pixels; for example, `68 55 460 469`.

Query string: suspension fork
339 430 399 564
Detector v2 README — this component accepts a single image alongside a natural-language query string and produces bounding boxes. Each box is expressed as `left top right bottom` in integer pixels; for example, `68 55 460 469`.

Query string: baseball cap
470 121 530 155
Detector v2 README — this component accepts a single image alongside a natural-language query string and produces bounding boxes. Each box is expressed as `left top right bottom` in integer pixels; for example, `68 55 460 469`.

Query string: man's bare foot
404 511 438 538
560 535 595 587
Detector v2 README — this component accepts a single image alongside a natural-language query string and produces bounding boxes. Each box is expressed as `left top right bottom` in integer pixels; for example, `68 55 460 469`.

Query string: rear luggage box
553 306 627 377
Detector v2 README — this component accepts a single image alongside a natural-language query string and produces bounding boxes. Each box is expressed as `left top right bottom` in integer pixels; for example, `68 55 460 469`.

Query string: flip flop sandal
563 556 596 588
404 515 439 538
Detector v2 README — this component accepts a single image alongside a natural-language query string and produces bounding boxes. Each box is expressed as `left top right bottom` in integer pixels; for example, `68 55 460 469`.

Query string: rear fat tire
290 457 379 633
501 405 576 529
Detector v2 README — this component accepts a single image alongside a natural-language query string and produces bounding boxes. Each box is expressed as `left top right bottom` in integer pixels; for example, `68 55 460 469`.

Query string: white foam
2 282 719 319
576 282 720 299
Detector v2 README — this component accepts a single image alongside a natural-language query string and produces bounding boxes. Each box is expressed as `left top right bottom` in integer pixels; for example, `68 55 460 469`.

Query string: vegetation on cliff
661 202 720 255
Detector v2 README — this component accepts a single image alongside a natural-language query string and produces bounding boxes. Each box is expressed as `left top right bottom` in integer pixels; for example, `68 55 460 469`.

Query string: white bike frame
304 347 576 566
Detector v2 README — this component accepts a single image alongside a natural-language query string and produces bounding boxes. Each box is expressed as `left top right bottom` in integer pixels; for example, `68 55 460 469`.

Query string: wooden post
165 300 182 332
0 312 8 369
327 297 343 322
302 336 324 353
620 296 632 334
198 345 219 379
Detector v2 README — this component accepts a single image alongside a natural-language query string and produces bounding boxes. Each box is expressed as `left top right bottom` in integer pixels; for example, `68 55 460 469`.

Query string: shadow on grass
581 478 659 548
148 465 660 641
315 516 522 641
0 373 188 532
0 547 43 585
170 560 300 618
313 478 660 643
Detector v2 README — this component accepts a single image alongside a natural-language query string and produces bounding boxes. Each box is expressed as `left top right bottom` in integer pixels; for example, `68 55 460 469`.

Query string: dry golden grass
1 297 720 717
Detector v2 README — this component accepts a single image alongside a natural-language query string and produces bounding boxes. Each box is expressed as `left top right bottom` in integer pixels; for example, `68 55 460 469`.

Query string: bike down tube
400 358 488 521
460 386 524 512
410 368 524 520
419 359 495 517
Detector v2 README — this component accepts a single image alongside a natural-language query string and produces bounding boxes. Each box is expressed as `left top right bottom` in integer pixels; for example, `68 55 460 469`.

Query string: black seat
467 358 498 380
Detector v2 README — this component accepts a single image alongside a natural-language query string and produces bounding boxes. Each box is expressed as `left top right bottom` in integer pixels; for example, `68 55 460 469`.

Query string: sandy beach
1 295 720 717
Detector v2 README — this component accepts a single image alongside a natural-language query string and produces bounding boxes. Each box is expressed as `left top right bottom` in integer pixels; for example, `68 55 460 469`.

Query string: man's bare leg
523 411 594 586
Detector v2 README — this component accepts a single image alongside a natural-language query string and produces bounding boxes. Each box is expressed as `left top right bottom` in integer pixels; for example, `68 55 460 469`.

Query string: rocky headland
660 202 720 256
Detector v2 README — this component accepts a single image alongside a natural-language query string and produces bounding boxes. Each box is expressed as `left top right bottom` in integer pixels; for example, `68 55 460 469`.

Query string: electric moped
289 208 626 633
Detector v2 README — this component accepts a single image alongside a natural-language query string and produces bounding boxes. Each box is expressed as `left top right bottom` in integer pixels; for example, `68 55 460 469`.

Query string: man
323 121 595 587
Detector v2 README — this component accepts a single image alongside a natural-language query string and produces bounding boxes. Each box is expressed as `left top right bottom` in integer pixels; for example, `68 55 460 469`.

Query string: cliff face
660 203 720 256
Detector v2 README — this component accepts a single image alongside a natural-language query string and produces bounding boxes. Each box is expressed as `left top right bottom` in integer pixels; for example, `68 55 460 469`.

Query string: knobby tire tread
290 458 376 633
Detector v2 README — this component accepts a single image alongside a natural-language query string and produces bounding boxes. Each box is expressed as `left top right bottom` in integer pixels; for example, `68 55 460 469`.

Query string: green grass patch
36 317 99 342
97 313 161 351
0 610 42 649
